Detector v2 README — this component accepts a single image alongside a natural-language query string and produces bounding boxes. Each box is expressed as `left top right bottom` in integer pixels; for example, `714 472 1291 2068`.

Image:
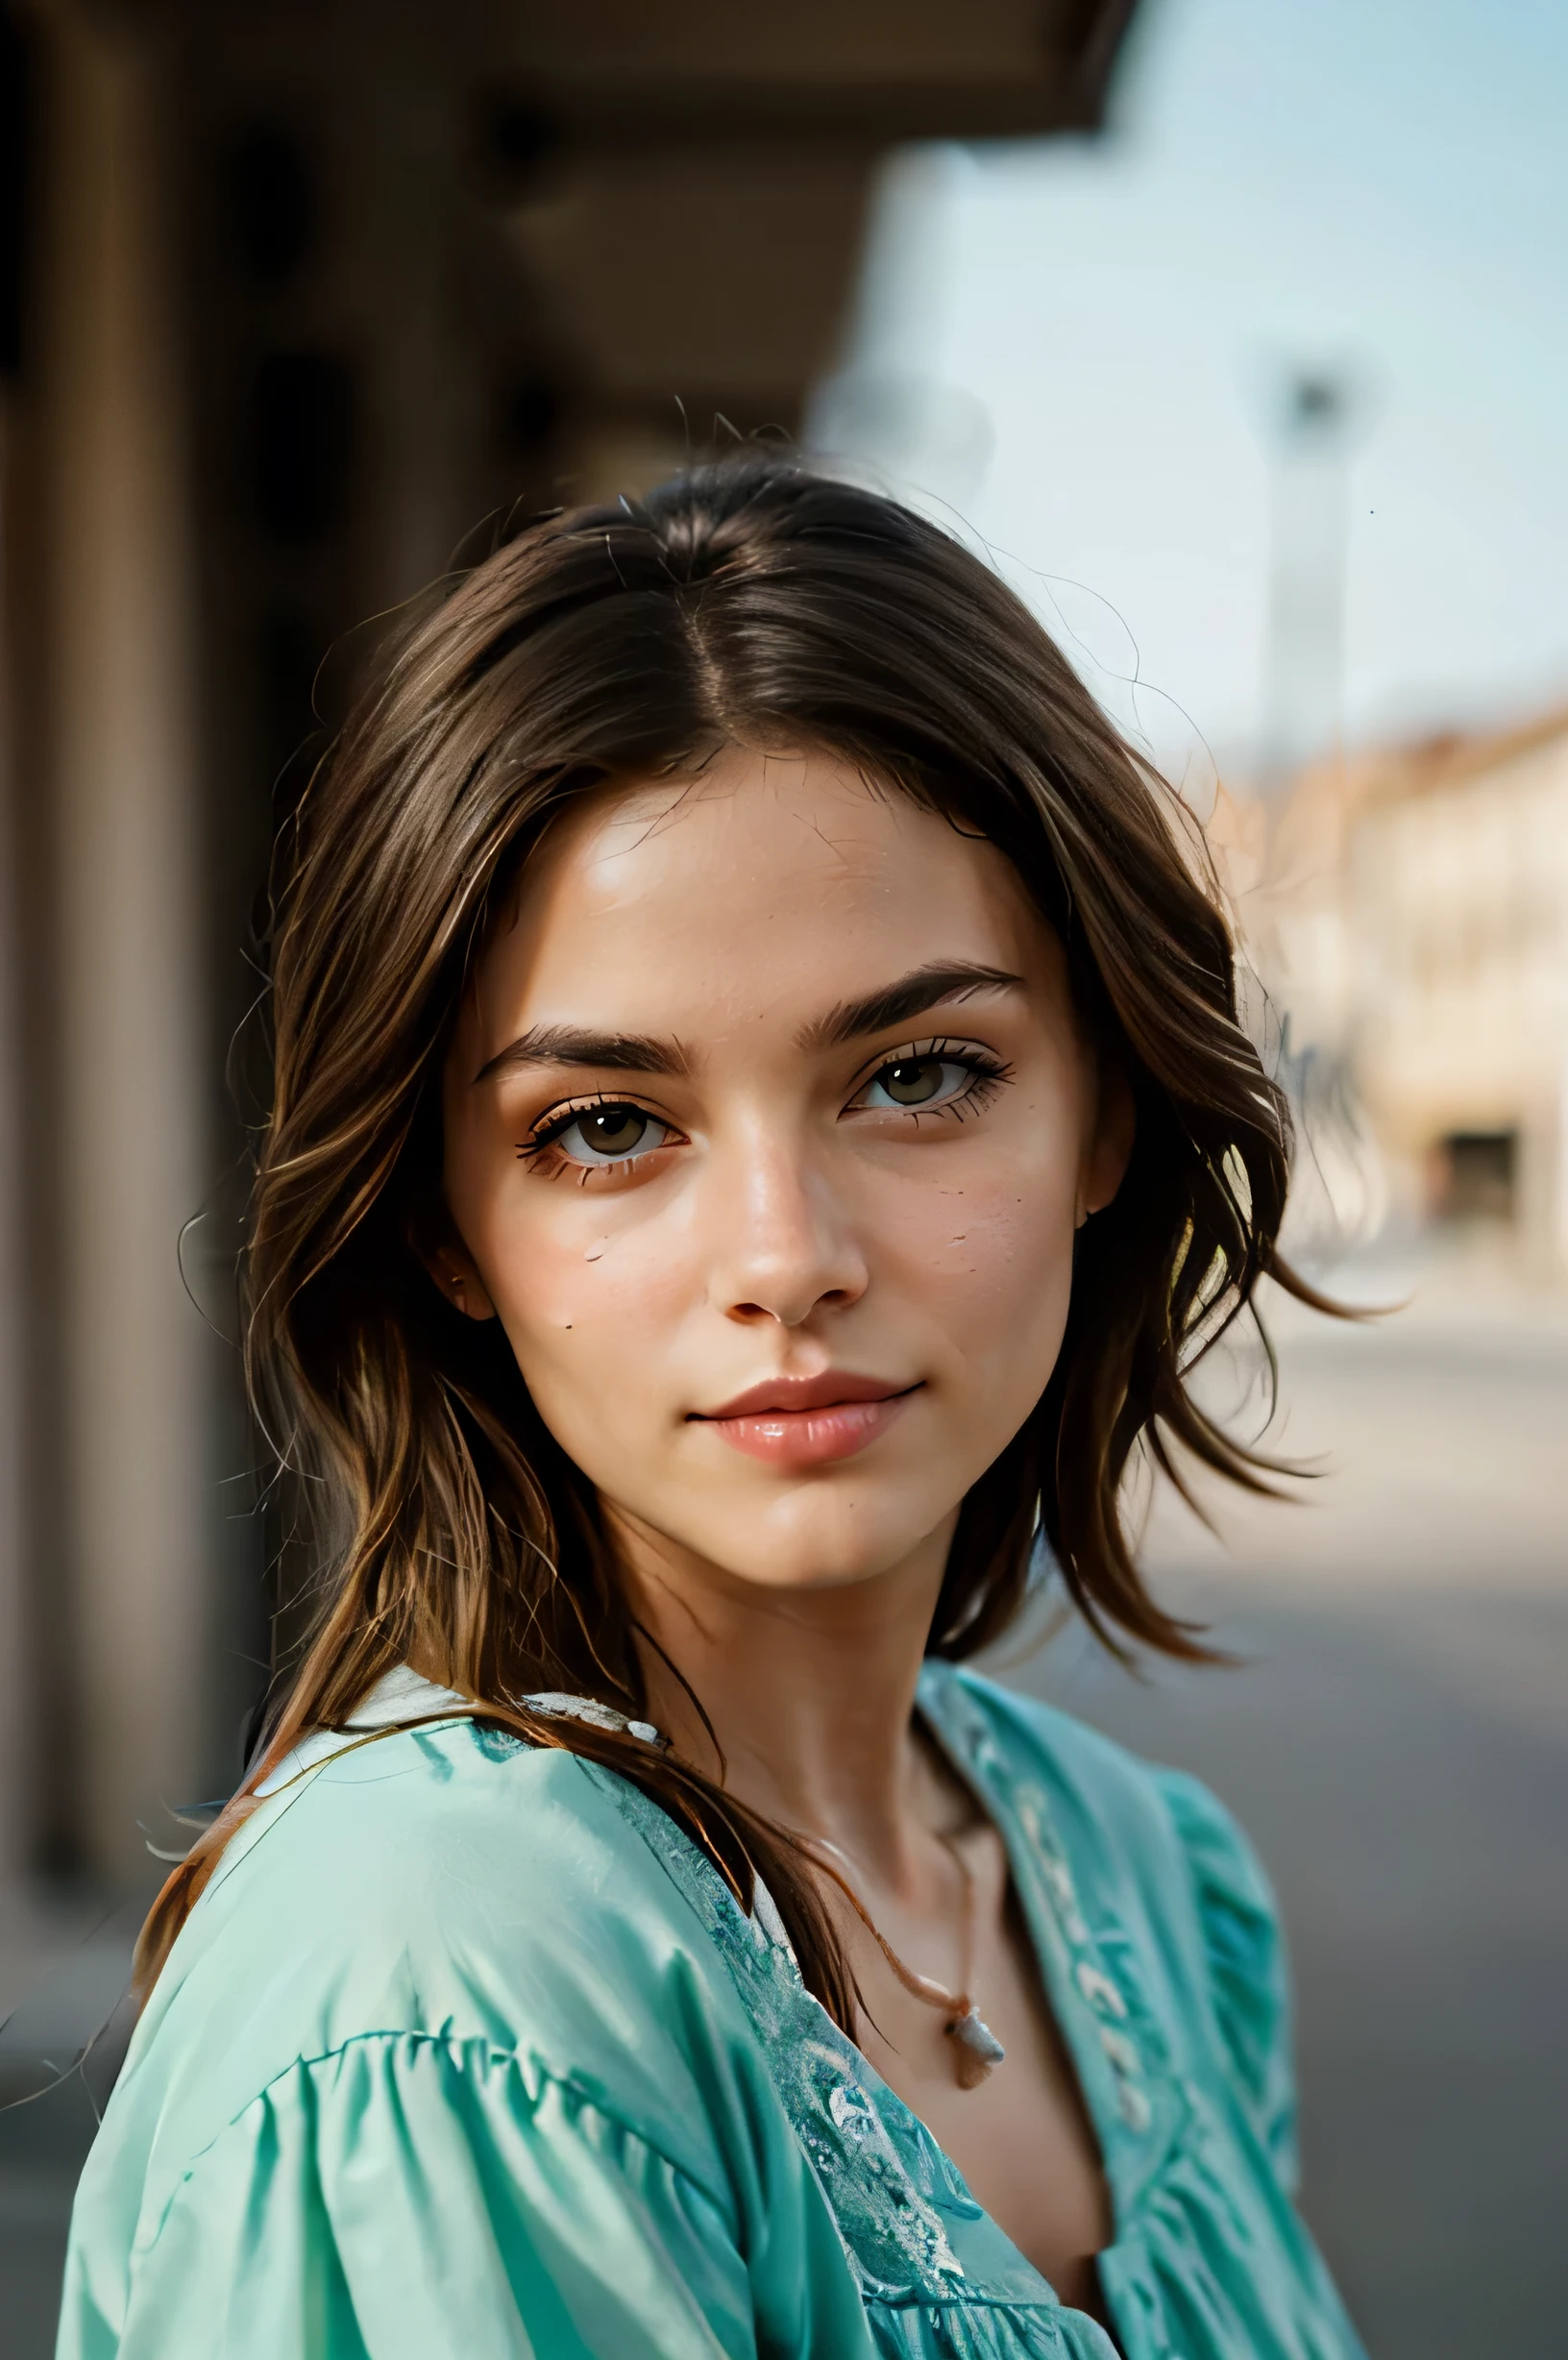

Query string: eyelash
515 1041 1014 1181
846 1039 1013 1124
516 1094 672 1185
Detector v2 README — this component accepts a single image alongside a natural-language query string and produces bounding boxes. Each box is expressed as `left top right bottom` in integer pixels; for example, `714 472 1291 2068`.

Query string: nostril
724 1285 858 1327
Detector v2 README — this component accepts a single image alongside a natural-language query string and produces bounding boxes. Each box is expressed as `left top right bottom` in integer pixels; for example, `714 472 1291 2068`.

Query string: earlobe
1081 1068 1137 1218
424 1244 499 1322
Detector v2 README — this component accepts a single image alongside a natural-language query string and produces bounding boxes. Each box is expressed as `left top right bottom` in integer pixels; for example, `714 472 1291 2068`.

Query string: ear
422 1239 499 1322
1076 1065 1137 1227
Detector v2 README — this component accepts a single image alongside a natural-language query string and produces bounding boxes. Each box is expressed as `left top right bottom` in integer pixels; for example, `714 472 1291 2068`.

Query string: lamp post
1260 366 1360 793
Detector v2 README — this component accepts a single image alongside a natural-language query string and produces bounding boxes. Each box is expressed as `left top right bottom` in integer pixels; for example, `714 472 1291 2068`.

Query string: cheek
481 1197 697 1419
912 1186 1075 1317
878 1136 1079 1378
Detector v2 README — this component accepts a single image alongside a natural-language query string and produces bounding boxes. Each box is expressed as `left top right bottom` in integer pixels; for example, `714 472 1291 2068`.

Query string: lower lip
700 1391 916 1469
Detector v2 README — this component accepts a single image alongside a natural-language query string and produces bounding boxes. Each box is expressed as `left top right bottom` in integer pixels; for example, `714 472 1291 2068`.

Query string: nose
703 1128 869 1329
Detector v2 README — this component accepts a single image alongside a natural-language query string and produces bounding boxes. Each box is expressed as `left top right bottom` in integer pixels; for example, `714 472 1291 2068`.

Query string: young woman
59 458 1364 2359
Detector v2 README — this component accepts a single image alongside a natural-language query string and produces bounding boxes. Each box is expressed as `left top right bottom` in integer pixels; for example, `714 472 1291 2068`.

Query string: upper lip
693 1371 919 1420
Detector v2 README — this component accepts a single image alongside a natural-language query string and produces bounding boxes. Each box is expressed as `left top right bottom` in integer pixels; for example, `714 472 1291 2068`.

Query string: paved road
1012 1581 1568 2359
1008 1298 1568 2359
4 1298 1564 2356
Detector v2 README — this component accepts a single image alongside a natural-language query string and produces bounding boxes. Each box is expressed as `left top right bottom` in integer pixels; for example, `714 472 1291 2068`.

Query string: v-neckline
595 1663 1166 2345
914 1664 1126 2231
916 1667 1182 2218
321 1664 1160 2334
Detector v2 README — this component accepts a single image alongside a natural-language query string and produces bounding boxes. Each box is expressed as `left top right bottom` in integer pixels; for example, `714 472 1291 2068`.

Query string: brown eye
526 1099 674 1172
854 1051 1004 1121
527 1095 679 1173
533 1100 675 1170
576 1105 648 1157
880 1058 944 1106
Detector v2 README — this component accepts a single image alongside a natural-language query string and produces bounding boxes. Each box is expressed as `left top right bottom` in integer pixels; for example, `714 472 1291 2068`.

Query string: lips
690 1371 920 1469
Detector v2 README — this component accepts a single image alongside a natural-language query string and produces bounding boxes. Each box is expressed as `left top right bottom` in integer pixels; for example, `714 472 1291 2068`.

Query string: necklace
521 1693 1006 2084
811 1831 1007 2089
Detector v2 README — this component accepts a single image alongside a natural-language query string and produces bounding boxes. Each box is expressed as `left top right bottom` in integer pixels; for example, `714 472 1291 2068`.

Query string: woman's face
440 749 1131 1599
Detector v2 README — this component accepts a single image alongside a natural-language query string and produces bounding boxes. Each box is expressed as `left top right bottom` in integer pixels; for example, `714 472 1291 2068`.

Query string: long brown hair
137 455 1328 2021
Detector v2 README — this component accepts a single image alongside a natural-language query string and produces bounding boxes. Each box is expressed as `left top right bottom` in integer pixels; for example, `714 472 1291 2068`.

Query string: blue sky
819 0 1568 768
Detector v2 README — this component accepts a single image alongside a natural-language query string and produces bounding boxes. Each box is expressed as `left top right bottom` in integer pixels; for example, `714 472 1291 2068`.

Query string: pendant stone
945 2004 1007 2088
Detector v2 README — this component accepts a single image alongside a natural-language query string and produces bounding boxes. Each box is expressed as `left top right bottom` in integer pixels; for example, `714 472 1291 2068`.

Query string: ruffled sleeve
74 2030 802 2360
1151 1767 1300 2192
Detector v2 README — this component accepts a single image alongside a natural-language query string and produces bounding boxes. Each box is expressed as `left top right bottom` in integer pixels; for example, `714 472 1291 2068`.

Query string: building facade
1259 710 1568 1274
0 0 1138 1884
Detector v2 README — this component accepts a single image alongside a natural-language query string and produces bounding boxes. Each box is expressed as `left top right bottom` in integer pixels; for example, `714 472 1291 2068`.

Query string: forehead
470 748 1047 1041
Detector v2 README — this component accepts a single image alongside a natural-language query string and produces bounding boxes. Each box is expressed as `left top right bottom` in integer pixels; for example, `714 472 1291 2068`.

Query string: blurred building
0 0 1139 1888
1258 708 1568 1273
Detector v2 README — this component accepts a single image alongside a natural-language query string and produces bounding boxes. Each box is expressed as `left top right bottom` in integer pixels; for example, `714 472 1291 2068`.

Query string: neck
608 1507 959 1890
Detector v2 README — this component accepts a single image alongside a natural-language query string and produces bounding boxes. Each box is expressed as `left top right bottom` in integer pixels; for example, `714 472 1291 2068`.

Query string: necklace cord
800 1829 1007 2090
804 1834 975 2019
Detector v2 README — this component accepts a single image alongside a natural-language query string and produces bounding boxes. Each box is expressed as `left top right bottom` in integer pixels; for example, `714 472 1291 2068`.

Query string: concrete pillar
0 404 30 1885
37 4 208 1879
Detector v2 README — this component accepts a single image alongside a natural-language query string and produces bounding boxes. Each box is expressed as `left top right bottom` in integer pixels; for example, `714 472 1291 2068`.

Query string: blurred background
0 2 1563 2353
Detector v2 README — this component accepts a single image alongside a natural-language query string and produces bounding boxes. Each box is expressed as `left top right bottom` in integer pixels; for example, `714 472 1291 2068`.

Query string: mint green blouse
58 1664 1365 2360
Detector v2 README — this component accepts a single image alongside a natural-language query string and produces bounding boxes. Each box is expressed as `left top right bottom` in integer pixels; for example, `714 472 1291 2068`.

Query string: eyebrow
473 960 1024 1084
473 1025 692 1084
799 961 1025 1051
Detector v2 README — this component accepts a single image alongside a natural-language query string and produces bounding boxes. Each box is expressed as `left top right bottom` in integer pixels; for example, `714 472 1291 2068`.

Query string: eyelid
845 1034 1006 1092
522 1046 1007 1155
519 1094 686 1180
527 1088 674 1143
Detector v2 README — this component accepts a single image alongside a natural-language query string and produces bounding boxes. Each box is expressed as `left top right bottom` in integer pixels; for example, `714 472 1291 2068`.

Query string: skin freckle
439 746 1124 1604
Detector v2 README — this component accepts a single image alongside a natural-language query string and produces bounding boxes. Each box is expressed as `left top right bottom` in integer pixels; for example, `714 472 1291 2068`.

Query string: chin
697 1490 946 1594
